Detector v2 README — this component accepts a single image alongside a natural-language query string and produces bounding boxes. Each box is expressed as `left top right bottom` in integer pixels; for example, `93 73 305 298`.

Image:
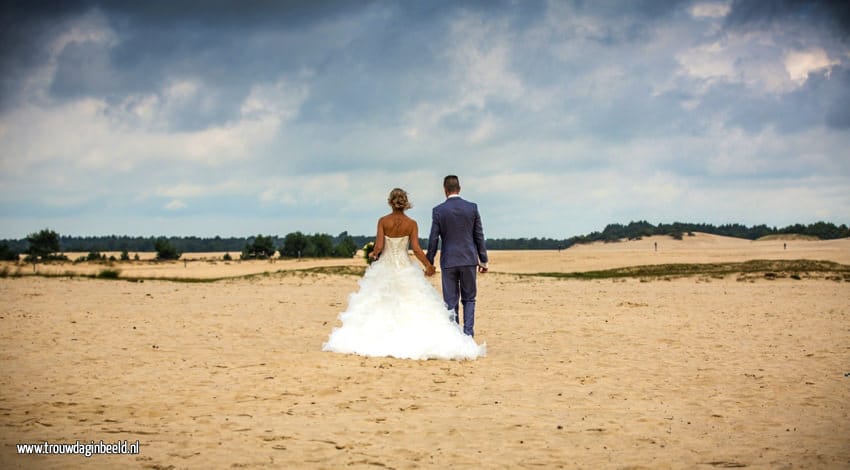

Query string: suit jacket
427 196 488 269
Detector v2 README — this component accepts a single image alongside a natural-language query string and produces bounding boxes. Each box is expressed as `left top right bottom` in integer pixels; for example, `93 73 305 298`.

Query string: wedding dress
323 236 486 360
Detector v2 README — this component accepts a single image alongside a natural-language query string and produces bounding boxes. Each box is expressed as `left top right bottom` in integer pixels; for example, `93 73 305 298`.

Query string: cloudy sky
1 0 848 239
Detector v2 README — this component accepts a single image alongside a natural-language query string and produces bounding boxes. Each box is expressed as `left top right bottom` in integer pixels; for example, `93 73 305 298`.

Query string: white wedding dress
323 236 486 360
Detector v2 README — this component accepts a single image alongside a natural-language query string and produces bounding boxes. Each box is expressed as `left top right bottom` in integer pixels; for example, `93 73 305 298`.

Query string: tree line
564 220 850 247
1 221 848 261
0 230 365 262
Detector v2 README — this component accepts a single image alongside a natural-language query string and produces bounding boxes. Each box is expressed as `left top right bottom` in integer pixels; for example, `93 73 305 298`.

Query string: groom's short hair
443 175 460 193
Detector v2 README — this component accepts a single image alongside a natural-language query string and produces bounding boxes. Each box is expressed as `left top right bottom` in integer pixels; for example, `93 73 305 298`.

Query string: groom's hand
425 265 436 277
478 265 488 274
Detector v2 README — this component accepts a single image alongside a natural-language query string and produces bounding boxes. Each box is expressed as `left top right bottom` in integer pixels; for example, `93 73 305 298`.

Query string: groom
426 175 489 337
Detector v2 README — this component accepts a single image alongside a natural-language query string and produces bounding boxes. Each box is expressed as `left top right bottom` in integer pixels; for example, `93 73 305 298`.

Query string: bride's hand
425 265 436 277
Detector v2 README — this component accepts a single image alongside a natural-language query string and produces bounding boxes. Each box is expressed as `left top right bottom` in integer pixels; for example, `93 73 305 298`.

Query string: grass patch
96 268 122 279
527 259 850 281
293 265 367 277
1 270 228 283
0 265 24 278
112 265 367 283
10 259 845 284
130 276 225 283
756 234 820 241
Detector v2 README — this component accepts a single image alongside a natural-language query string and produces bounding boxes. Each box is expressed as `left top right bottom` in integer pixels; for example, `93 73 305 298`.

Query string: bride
322 188 486 360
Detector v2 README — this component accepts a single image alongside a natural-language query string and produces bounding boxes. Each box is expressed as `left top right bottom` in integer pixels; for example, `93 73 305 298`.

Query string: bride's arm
409 221 436 274
371 218 385 259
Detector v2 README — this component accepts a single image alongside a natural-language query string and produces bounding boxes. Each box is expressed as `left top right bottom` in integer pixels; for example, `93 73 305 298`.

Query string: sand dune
495 233 850 274
1 234 848 468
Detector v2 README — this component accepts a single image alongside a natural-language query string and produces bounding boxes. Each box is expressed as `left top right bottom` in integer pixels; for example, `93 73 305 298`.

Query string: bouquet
363 241 376 265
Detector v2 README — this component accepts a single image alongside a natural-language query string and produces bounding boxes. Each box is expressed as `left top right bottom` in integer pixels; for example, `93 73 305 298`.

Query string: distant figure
654 242 658 252
784 243 787 250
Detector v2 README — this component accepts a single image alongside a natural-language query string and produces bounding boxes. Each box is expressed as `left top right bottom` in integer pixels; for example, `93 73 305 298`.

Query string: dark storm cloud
1 0 369 32
3 0 535 124
0 0 674 123
724 0 850 39
691 65 850 133
0 0 374 112
823 68 850 129
571 0 689 19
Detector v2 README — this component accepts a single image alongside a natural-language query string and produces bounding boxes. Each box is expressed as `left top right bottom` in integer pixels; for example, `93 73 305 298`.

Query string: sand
1 233 849 468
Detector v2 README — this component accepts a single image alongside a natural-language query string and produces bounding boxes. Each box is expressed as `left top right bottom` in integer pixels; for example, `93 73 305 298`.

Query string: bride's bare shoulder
377 213 395 225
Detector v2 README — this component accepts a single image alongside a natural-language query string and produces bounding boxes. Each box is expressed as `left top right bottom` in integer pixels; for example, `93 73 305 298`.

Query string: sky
1 0 849 239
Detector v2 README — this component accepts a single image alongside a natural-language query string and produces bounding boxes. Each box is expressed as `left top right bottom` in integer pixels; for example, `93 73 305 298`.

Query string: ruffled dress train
323 236 486 360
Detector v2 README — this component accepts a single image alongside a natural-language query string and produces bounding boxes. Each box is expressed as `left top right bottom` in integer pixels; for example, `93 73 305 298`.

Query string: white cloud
164 79 200 101
447 15 525 108
690 2 731 19
676 31 806 95
785 48 839 85
677 40 736 82
0 70 310 181
465 115 499 144
403 12 532 145
240 75 310 121
164 199 187 210
155 183 216 199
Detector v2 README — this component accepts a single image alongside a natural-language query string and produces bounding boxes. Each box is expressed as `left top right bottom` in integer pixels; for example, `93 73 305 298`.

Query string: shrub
154 238 181 260
97 269 121 279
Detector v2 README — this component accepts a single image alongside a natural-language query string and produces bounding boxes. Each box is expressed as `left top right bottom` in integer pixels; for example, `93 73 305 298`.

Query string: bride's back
380 213 416 238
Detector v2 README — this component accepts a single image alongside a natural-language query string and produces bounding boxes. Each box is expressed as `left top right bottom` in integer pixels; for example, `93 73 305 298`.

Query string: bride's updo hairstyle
388 188 412 211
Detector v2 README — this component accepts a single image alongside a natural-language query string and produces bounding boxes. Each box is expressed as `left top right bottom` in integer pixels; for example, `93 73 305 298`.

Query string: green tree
0 243 19 261
26 229 61 260
120 250 130 261
307 233 334 257
334 234 357 258
154 238 181 260
241 234 277 259
280 232 309 258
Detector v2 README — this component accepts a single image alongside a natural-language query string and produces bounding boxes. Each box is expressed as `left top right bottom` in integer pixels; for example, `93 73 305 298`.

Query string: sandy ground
1 234 849 468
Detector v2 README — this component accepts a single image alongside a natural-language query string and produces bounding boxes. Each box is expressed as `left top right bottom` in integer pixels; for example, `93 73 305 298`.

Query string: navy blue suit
427 196 488 336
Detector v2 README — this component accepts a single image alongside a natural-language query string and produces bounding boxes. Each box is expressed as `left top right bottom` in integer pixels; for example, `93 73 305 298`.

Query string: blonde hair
388 188 412 210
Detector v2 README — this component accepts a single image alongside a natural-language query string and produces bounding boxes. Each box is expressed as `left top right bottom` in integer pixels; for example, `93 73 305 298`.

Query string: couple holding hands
323 175 488 360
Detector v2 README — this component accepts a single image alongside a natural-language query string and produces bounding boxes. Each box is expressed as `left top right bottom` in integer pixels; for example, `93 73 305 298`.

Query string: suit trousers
441 265 478 336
